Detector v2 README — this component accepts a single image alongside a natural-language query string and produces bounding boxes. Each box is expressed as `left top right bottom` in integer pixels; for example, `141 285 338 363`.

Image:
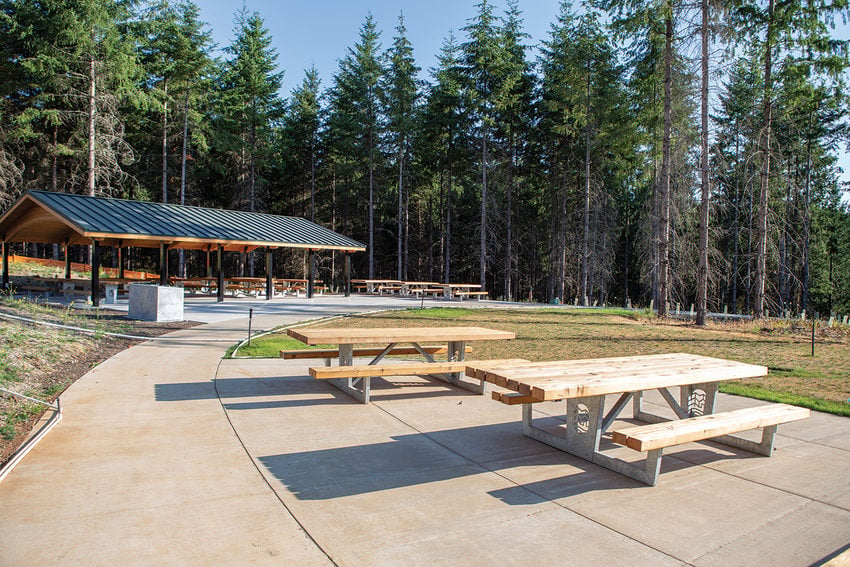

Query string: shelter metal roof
0 191 366 253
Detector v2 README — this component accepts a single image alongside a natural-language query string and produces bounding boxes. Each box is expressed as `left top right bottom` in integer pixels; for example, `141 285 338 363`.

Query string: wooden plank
288 326 515 345
476 353 703 382
280 345 473 359
491 391 543 405
611 404 810 452
527 362 767 401
310 358 528 380
310 361 469 380
504 356 755 391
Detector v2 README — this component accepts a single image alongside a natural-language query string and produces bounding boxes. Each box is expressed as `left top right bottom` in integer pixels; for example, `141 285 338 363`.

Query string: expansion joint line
372 401 683 564
212 358 339 566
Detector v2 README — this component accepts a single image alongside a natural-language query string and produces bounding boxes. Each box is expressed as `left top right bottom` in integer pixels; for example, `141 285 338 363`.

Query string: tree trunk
505 135 514 301
179 89 190 277
87 53 96 197
310 133 316 223
801 123 812 313
754 0 775 319
397 142 404 280
444 147 452 283
658 10 674 318
161 79 169 203
581 70 591 307
479 126 488 289
696 0 710 325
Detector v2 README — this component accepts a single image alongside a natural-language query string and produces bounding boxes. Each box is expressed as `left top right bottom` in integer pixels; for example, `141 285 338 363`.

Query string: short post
248 308 254 346
811 315 816 357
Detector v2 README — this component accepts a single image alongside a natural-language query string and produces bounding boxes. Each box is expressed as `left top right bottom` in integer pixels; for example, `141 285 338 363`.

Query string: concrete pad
2 296 849 566
693 500 850 567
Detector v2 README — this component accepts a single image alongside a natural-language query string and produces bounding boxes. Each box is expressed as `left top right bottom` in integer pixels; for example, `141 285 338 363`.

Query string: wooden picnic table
351 279 403 294
288 326 516 403
435 283 482 300
464 353 807 485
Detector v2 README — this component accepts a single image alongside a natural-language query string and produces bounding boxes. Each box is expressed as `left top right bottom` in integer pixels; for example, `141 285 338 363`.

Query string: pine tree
327 15 384 278
218 8 283 215
422 33 469 283
461 0 503 291
383 14 420 280
2 0 142 197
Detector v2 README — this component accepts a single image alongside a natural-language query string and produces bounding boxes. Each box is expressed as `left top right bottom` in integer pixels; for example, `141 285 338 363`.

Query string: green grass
720 382 850 417
234 306 850 416
229 333 325 358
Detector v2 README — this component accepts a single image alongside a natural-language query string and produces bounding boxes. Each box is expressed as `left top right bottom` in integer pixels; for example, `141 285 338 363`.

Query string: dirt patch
0 300 197 467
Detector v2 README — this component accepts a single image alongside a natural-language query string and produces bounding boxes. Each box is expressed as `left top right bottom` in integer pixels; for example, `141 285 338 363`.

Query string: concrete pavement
1 295 848 565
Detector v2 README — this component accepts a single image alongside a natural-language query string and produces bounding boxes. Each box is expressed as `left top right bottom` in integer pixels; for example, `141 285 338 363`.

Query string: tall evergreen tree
383 14 420 280
327 15 384 278
461 0 503 290
217 8 282 214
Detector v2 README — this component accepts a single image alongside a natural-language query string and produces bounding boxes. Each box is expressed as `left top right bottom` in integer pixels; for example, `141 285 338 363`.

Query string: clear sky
196 0 562 95
194 0 849 189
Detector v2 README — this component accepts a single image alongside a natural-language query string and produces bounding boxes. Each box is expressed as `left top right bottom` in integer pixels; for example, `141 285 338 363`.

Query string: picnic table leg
523 395 665 485
521 395 605 457
325 343 371 404
634 382 720 424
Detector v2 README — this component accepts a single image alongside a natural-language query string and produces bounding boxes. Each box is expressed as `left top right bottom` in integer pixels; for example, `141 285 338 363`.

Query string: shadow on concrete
259 425 650 502
259 424 769 503
155 375 484 404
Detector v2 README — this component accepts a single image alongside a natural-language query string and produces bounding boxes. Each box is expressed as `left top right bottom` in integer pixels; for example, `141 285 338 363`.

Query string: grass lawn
237 306 850 417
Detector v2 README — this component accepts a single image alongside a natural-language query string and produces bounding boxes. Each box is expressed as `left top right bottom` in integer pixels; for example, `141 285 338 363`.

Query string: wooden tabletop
466 353 767 402
288 326 516 345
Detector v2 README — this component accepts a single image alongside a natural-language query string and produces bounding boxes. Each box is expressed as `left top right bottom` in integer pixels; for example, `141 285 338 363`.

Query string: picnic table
436 283 485 300
465 353 809 485
351 279 403 294
287 326 516 403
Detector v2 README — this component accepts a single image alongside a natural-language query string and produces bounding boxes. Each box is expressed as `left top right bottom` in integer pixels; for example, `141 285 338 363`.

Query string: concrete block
128 284 183 322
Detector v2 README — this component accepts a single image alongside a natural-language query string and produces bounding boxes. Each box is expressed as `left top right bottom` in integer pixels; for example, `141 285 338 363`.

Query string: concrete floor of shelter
1 296 848 566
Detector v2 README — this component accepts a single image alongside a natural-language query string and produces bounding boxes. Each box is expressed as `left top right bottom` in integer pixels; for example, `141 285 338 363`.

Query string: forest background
1 0 848 321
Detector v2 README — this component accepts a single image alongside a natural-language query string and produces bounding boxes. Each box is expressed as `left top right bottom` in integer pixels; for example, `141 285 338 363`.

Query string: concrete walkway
1 296 848 565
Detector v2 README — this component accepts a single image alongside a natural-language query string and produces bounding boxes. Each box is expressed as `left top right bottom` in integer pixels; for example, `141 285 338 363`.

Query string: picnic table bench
466 353 809 485
287 326 516 403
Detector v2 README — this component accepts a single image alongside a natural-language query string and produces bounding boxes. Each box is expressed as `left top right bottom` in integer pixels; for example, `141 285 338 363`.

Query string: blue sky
196 0 562 95
194 0 849 188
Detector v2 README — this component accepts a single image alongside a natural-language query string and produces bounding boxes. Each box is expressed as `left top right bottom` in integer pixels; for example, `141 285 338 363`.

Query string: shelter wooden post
344 253 351 297
216 245 224 302
308 251 316 299
91 240 100 307
118 243 125 279
2 237 8 290
265 248 273 301
159 242 169 285
206 247 212 278
64 240 71 279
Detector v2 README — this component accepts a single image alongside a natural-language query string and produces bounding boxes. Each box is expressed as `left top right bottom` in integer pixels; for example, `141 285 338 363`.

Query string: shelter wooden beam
216 245 224 303
159 242 169 286
2 237 9 290
64 240 71 279
344 254 351 297
91 239 100 307
265 248 273 301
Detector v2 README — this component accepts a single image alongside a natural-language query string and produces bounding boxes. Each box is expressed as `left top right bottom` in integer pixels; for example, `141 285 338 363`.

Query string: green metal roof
0 191 366 252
